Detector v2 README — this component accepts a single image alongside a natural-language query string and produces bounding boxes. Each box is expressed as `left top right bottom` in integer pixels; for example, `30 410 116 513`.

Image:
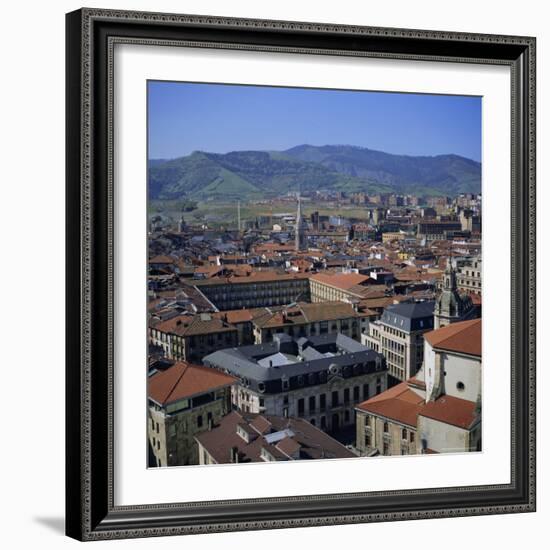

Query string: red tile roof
311 272 370 290
148 361 236 406
356 382 425 427
424 319 481 357
419 395 478 429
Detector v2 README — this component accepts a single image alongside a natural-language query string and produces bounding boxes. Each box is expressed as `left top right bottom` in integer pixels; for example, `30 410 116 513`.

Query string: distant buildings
192 271 311 310
196 411 355 465
417 220 462 241
148 361 237 466
355 319 481 456
252 301 372 343
204 333 387 433
362 300 435 381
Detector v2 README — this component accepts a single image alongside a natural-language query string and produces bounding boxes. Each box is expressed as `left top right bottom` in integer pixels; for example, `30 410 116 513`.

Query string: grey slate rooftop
203 332 385 393
380 300 435 332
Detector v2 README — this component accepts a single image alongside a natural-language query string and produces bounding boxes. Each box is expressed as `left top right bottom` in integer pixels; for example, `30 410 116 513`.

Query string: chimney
230 446 239 463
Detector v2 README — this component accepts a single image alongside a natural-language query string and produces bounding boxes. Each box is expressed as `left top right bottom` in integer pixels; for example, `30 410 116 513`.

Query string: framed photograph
66 8 536 541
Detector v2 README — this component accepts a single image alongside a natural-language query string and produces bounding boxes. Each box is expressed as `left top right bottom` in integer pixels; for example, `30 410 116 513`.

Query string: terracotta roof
151 314 237 336
311 272 370 290
148 361 236 406
356 382 425 427
419 395 478 429
424 319 481 357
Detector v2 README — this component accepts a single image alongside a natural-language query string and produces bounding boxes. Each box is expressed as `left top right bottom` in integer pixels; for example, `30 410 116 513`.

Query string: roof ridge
164 362 189 403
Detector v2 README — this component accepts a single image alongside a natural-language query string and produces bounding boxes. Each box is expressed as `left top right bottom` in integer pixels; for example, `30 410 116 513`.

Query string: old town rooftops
195 411 354 463
424 318 481 357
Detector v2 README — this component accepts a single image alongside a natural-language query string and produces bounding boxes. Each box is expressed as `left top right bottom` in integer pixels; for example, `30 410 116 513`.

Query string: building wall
457 257 482 295
233 372 387 433
417 415 477 453
196 278 310 310
254 316 363 344
364 321 426 380
148 387 233 467
309 279 360 303
425 343 481 403
148 327 238 363
356 410 417 456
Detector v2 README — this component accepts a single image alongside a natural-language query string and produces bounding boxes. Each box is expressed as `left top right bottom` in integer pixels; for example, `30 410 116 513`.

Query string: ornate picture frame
66 8 536 541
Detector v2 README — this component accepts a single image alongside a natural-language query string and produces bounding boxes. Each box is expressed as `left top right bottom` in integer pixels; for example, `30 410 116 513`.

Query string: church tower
295 195 307 251
434 257 474 328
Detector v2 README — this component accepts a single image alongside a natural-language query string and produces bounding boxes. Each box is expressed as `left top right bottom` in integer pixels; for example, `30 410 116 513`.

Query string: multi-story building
195 411 355 465
309 272 384 303
362 300 435 381
147 361 237 466
417 221 462 241
192 271 311 311
252 301 373 344
355 318 481 457
456 256 482 296
203 333 387 434
149 313 239 363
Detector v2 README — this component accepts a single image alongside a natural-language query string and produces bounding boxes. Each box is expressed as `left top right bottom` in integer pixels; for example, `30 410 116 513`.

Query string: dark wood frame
66 8 536 541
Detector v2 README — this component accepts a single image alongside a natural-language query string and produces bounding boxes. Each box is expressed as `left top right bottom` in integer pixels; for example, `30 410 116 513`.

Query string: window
320 393 326 410
383 442 390 455
456 381 465 391
157 440 160 450
320 416 326 429
309 395 316 412
156 422 159 434
363 383 369 399
365 434 371 447
298 398 305 416
353 386 360 401
344 388 350 403
344 410 350 423
331 391 339 407
384 421 389 433
402 428 407 440
410 432 415 443
197 415 203 428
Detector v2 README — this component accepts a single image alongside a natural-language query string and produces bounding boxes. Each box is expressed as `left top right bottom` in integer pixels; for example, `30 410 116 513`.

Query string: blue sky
148 81 481 162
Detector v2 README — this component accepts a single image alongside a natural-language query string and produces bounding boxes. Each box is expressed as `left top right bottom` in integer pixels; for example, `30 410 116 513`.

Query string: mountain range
148 144 481 201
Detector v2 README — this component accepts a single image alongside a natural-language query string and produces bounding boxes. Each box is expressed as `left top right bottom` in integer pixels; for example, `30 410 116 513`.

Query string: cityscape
147 82 482 467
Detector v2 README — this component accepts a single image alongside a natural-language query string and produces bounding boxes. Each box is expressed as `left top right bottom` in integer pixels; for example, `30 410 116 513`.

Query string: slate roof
203 333 384 388
380 300 435 332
